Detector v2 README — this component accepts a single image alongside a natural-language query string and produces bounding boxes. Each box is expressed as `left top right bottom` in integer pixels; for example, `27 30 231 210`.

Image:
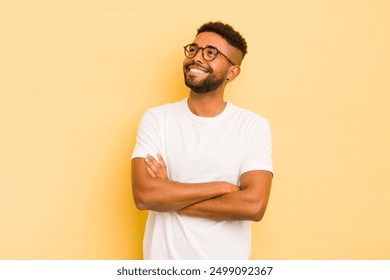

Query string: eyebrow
191 43 219 50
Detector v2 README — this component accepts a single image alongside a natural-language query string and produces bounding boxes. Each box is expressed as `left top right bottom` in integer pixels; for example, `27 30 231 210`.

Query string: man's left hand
144 153 168 179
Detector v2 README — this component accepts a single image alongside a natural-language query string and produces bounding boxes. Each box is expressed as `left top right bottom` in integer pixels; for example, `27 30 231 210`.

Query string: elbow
132 177 157 211
248 203 267 222
132 184 151 211
132 184 163 211
135 201 148 211
252 211 264 222
133 193 148 211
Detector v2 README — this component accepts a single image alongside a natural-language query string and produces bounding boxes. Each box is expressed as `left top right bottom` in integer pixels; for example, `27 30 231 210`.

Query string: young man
131 22 273 259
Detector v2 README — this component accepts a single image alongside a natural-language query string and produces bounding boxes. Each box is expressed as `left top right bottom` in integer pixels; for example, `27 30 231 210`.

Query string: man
131 22 273 259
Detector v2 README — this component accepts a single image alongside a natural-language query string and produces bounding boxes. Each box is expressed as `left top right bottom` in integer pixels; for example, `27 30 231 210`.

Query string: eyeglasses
183 44 236 65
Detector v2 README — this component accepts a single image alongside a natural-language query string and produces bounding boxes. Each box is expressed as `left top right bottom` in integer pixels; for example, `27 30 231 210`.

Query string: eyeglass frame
183 43 236 66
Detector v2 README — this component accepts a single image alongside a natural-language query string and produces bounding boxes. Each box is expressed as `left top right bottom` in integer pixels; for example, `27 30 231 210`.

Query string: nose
192 48 205 63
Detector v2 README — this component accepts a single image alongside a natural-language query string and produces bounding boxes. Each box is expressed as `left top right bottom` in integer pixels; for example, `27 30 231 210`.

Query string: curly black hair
197 21 248 57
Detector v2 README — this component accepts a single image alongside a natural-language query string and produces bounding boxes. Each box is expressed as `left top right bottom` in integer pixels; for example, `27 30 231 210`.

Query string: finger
157 153 168 178
157 153 166 168
146 154 161 168
146 166 156 178
145 155 165 177
145 155 159 168
145 157 159 173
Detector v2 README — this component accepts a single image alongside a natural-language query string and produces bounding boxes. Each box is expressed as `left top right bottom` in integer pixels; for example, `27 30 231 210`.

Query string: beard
184 65 227 94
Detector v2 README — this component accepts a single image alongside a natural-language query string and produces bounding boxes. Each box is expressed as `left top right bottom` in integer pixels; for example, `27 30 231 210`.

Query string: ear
225 65 241 83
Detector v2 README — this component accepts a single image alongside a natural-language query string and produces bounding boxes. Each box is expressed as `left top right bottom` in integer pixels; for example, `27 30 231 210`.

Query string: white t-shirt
131 98 273 259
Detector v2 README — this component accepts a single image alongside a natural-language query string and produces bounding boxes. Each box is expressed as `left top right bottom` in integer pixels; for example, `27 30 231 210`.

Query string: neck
187 90 226 117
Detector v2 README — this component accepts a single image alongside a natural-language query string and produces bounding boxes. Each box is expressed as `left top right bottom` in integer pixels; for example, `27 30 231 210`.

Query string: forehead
193 32 231 52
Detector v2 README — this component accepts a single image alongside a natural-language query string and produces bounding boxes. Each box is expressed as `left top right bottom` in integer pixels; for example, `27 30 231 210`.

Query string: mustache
184 61 212 73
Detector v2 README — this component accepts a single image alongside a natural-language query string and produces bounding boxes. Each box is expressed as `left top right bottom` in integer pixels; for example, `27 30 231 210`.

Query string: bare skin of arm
178 170 272 221
131 154 239 212
144 154 273 222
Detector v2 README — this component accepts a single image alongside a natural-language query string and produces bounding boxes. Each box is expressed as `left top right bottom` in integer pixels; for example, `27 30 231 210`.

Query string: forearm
177 189 266 221
131 158 238 212
133 156 272 219
177 170 273 222
135 178 236 212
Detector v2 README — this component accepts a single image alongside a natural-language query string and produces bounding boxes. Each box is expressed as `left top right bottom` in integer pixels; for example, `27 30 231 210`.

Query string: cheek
183 57 192 67
211 65 229 77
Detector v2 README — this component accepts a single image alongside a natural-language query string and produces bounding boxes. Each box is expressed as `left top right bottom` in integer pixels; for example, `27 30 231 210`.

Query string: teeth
189 68 206 74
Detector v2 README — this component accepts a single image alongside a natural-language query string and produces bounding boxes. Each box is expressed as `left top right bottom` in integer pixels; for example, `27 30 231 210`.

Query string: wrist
222 182 239 193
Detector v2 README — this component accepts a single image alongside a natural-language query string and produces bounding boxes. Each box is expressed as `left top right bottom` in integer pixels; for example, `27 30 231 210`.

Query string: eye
188 45 198 54
204 47 218 58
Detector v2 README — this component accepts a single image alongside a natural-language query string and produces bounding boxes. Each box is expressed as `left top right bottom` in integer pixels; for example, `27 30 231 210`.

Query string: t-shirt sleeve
240 117 273 175
131 109 161 160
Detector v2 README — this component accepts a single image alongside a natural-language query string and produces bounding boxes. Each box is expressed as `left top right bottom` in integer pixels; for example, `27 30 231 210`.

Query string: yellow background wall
1 0 389 259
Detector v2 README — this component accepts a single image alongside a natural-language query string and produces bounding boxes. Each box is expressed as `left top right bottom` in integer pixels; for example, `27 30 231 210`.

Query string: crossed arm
131 154 272 221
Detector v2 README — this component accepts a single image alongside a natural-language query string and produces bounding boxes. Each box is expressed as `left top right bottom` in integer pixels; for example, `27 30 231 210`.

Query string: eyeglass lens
185 45 218 61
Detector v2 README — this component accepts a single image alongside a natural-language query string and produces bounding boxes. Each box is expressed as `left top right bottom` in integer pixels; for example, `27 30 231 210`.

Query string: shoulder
229 103 270 128
146 99 186 115
142 99 186 120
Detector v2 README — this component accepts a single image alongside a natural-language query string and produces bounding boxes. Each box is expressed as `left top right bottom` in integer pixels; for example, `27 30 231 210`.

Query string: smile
189 68 207 74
